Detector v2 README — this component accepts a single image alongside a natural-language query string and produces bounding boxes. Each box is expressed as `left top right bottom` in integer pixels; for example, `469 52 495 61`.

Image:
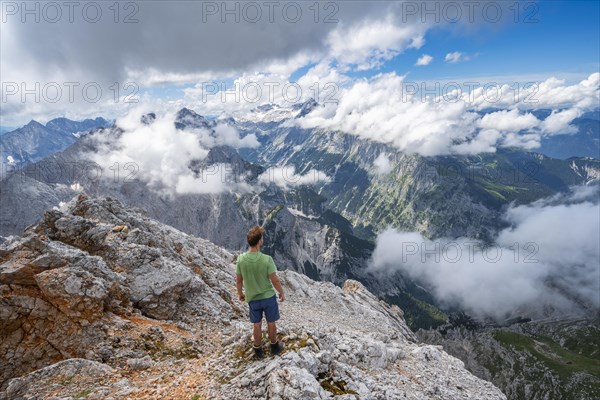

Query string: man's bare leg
253 322 262 347
267 322 277 344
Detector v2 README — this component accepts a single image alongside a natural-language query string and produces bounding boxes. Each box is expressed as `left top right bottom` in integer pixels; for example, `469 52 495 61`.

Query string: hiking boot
253 345 264 359
270 341 284 356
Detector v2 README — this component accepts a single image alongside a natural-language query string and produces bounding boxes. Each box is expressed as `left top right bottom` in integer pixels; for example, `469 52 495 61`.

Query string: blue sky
336 1 600 83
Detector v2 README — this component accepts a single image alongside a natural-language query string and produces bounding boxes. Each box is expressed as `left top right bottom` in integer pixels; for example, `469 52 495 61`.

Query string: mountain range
0 104 599 399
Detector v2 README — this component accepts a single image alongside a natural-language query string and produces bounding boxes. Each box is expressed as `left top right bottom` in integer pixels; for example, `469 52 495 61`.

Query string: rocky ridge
1 196 506 399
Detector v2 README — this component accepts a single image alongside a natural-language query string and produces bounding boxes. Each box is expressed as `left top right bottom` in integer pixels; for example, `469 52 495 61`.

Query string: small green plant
318 373 358 396
74 389 93 398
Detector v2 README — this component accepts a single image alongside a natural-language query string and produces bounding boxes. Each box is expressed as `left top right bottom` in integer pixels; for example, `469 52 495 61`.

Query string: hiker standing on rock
236 226 285 359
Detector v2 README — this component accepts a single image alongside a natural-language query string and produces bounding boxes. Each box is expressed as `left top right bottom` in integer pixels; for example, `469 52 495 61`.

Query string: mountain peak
175 107 211 130
295 98 318 118
176 107 206 120
25 119 44 128
140 112 156 125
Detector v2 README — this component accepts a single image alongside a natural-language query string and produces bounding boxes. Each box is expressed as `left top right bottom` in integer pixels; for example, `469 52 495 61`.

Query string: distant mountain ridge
237 119 600 241
1 107 598 327
0 116 110 174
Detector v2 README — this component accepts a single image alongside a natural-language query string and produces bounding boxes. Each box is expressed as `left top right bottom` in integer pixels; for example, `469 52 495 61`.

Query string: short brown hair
247 226 265 247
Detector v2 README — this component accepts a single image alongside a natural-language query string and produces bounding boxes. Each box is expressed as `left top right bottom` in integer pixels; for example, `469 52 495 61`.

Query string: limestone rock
1 359 113 400
1 196 506 399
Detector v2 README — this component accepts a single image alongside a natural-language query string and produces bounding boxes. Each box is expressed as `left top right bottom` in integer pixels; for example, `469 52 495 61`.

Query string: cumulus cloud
477 109 540 131
297 73 483 156
368 186 600 319
539 108 584 135
258 166 331 189
327 16 427 70
463 74 600 137
214 124 260 148
294 72 599 156
174 164 252 195
415 54 434 66
297 73 530 156
451 73 599 140
86 109 255 196
534 73 600 110
465 73 600 112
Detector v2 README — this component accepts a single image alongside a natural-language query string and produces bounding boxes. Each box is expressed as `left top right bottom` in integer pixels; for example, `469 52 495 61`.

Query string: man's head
247 226 265 248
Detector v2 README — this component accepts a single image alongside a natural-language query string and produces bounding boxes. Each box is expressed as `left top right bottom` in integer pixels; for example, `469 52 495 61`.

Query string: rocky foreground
0 196 506 399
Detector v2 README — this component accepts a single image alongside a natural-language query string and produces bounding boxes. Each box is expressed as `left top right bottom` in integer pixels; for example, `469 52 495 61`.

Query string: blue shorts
248 295 280 323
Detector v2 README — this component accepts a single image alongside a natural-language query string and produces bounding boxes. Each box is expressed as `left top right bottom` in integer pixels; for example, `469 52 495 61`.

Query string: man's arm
269 272 285 301
236 274 245 302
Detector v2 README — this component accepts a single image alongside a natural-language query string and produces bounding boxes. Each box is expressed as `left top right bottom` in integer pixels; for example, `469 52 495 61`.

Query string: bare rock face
0 195 239 390
1 195 506 399
2 359 114 400
0 234 129 388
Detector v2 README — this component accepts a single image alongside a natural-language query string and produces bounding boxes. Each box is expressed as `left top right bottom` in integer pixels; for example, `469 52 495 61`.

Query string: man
236 226 285 359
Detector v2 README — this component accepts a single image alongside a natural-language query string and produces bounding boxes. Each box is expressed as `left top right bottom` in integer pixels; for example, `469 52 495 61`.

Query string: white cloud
86 109 254 196
540 108 583 135
415 54 433 66
212 124 260 149
444 51 469 63
293 72 600 156
450 128 502 154
327 16 427 70
296 73 505 156
297 73 476 156
501 131 541 150
369 186 600 319
465 73 600 112
373 153 393 175
175 164 252 194
258 166 331 189
534 73 600 110
477 109 540 131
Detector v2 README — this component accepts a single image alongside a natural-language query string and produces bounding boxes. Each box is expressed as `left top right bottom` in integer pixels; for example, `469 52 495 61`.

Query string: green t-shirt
236 251 277 302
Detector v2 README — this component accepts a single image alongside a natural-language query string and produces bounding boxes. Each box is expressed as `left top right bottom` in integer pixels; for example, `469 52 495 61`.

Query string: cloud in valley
373 153 393 175
258 166 331 190
86 109 257 196
368 185 600 319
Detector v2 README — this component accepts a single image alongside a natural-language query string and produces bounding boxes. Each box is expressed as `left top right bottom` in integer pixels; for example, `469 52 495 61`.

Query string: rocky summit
0 195 505 399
